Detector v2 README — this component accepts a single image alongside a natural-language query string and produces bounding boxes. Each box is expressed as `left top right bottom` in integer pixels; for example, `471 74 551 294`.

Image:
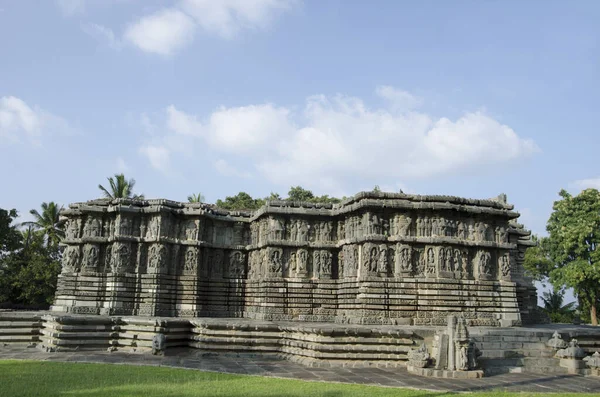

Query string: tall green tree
98 173 144 199
523 235 554 282
546 188 600 325
20 202 65 249
187 192 205 203
0 208 22 257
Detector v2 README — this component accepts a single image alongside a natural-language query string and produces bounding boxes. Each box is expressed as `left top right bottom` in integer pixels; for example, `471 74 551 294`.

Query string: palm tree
187 192 205 203
98 173 144 200
21 202 65 249
542 288 577 323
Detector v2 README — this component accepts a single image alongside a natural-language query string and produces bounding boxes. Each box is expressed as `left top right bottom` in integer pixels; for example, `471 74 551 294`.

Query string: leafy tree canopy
99 174 144 200
216 192 265 210
523 235 554 283
546 188 600 325
0 208 22 257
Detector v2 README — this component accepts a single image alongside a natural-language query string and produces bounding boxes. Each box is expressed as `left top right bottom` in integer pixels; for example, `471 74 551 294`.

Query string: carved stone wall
52 192 537 326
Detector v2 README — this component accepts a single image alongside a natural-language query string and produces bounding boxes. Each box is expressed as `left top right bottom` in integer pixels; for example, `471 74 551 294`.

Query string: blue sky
1 0 599 247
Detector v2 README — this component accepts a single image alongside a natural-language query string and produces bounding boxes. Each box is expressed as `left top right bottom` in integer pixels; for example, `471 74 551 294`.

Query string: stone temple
5 191 600 376
52 191 537 327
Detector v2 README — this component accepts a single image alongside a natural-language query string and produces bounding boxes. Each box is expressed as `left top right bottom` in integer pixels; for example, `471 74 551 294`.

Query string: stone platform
2 345 600 393
2 311 600 375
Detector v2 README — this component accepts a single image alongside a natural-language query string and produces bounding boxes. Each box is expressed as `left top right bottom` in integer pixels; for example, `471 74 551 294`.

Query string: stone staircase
0 312 42 346
474 329 568 375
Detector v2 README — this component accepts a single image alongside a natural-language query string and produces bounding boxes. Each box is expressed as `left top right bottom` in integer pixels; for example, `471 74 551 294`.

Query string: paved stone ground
2 345 600 393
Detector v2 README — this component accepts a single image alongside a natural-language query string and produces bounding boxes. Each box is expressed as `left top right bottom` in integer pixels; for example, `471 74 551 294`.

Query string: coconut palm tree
187 192 205 203
20 202 65 249
98 173 144 200
542 288 577 323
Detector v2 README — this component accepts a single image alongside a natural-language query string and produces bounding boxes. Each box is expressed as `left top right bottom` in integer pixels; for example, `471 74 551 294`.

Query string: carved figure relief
395 244 412 273
269 217 285 240
477 251 492 278
83 216 102 237
378 244 388 274
228 251 246 278
118 216 132 236
146 217 160 239
297 249 308 276
457 221 466 240
269 248 283 275
184 246 198 272
499 253 511 278
425 247 436 275
395 214 412 236
495 226 507 244
62 246 80 272
184 220 198 241
298 221 309 242
111 243 131 273
148 244 167 273
66 219 81 239
82 244 99 270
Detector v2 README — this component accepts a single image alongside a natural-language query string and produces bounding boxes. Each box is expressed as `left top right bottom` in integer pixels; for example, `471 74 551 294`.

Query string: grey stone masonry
52 191 537 326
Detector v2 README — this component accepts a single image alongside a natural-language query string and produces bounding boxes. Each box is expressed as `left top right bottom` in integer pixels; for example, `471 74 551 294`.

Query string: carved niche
146 216 160 239
268 247 283 277
183 246 199 274
425 247 436 276
296 248 309 277
394 243 412 276
83 216 102 238
269 217 285 240
227 250 246 278
116 214 133 236
394 214 413 237
499 252 511 279
65 218 81 240
148 243 168 274
313 250 332 279
476 250 493 280
377 244 389 276
81 244 99 271
62 245 80 273
211 249 224 278
110 242 131 274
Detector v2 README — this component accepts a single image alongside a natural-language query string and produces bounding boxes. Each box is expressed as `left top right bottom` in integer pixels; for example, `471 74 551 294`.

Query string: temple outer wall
52 192 537 326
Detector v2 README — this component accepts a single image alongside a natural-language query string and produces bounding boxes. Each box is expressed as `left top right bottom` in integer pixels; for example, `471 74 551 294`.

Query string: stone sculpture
152 333 166 355
547 331 568 349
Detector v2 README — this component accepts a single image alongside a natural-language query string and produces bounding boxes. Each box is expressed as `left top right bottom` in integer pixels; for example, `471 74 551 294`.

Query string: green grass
0 360 594 397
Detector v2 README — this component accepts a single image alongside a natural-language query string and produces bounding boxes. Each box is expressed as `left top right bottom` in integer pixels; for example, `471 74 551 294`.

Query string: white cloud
206 104 291 152
123 0 297 55
56 0 85 16
181 0 297 39
214 159 252 178
166 105 202 136
124 9 196 56
139 145 171 172
572 177 600 190
81 23 123 50
0 96 70 145
376 85 423 111
139 87 538 190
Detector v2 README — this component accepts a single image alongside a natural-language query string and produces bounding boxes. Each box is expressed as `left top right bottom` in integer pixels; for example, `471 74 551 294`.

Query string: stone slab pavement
2 345 600 394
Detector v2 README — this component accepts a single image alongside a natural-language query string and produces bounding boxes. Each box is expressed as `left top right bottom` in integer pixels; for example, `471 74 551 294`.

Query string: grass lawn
0 360 595 397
